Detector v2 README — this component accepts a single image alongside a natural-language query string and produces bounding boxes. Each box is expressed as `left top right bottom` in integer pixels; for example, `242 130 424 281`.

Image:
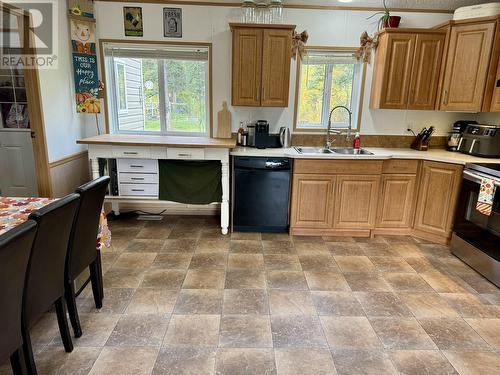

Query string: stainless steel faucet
325 105 353 149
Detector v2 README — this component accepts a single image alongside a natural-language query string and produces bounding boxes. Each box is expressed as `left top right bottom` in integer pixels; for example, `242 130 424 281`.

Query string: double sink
294 147 374 156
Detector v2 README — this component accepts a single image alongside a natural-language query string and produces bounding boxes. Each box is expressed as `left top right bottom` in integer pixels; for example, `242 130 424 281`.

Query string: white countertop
230 146 500 165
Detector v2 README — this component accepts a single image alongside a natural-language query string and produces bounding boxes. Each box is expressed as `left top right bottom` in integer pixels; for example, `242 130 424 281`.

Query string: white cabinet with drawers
117 158 159 198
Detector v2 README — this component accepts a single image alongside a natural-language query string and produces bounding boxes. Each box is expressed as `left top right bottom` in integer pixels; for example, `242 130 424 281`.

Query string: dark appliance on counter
233 156 291 233
452 163 500 287
457 124 500 157
247 124 256 147
447 120 476 152
255 120 270 149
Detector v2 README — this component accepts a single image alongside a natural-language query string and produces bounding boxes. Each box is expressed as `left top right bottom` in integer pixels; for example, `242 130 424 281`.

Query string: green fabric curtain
158 160 222 204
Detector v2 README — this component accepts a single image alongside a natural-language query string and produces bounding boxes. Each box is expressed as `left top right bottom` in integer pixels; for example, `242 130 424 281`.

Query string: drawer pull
131 177 144 181
131 189 145 192
130 165 144 168
123 152 138 155
178 153 192 157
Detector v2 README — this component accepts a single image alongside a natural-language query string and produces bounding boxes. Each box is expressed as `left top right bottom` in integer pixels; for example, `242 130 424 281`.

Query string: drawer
112 146 151 159
167 147 205 160
117 158 158 173
119 183 158 197
382 159 419 174
118 172 159 184
294 160 383 175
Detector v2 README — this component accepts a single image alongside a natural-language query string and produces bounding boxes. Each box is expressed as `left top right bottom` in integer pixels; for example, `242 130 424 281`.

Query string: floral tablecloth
0 197 111 249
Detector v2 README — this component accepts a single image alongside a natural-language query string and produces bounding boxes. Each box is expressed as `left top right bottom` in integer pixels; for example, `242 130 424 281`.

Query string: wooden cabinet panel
261 28 292 107
490 59 500 112
294 160 383 175
376 174 416 228
231 27 263 106
440 22 495 112
382 159 419 174
291 174 335 229
414 161 463 238
333 175 380 229
408 33 446 110
371 33 416 109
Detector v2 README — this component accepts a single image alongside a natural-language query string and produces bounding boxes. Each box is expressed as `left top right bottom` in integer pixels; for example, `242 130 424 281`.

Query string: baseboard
291 227 371 237
49 151 90 198
411 229 451 245
104 199 221 216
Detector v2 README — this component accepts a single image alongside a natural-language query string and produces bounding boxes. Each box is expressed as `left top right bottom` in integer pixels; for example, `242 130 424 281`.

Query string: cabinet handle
178 153 192 157
131 189 145 192
131 177 144 181
443 90 449 105
130 165 144 168
123 152 138 155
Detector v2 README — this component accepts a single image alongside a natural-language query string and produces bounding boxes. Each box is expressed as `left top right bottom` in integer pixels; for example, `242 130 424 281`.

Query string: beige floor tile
405 257 442 273
103 268 145 289
326 242 364 256
225 270 266 289
298 253 339 271
231 232 261 240
223 289 269 315
230 240 263 253
464 318 500 350
311 291 365 316
268 290 316 315
389 243 425 258
459 274 499 294
89 347 158 375
163 315 220 346
264 254 302 271
344 273 393 292
358 242 399 257
228 253 264 270
68 314 120 347
266 271 308 290
219 315 273 348
322 236 355 243
152 253 192 269
114 252 157 269
354 292 412 317
334 256 376 273
440 293 500 318
136 226 171 240
168 227 202 239
106 314 169 347
77 288 134 314
196 239 230 253
330 349 397 375
262 240 295 254
369 317 436 350
398 292 459 318
30 313 61 345
443 351 500 375
173 289 223 314
124 239 165 253
34 346 102 375
275 348 337 375
390 350 457 375
140 269 185 289
188 253 227 270
368 256 415 273
420 272 468 293
152 347 216 375
161 239 198 253
320 316 382 349
418 318 490 350
126 288 178 314
215 348 276 375
271 315 327 348
183 270 225 289
263 233 293 241
383 273 434 292
294 242 330 255
304 271 350 291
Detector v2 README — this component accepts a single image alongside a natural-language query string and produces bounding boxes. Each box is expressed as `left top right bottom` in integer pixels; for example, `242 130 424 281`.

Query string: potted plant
367 0 401 30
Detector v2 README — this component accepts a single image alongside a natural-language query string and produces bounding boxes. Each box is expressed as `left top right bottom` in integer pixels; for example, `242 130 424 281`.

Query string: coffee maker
255 120 270 149
447 120 476 151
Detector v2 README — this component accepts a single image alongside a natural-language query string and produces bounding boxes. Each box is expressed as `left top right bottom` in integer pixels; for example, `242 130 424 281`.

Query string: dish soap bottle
353 132 361 150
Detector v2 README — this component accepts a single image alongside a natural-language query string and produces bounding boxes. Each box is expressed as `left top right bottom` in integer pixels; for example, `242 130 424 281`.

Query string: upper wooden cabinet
489 50 500 112
230 23 295 107
370 29 446 110
440 21 496 112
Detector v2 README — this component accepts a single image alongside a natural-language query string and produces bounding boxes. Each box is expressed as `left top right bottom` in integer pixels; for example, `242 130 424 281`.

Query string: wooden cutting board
217 101 232 139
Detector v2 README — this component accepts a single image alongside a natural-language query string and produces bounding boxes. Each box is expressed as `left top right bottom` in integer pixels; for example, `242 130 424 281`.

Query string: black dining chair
22 194 80 374
0 220 37 375
64 176 110 338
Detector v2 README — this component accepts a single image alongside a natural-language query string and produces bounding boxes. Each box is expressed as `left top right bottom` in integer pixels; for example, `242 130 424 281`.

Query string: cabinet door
414 161 463 238
490 59 500 112
371 33 416 109
333 175 380 229
440 22 495 112
291 174 335 229
232 28 263 106
408 33 446 110
376 174 416 228
261 28 292 107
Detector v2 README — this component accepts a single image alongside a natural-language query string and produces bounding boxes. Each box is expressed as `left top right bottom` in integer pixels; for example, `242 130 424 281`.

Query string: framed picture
68 0 94 18
163 8 182 38
123 7 143 37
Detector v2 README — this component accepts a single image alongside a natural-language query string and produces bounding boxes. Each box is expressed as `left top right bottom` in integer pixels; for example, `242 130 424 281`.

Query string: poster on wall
163 8 182 38
124 7 143 37
70 18 100 113
68 0 94 18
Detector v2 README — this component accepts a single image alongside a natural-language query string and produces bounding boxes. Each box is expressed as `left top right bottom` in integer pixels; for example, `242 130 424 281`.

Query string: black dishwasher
233 156 291 233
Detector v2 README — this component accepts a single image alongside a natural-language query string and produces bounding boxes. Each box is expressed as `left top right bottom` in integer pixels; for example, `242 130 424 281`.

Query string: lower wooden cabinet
413 161 463 239
290 174 335 229
334 175 380 229
376 174 417 228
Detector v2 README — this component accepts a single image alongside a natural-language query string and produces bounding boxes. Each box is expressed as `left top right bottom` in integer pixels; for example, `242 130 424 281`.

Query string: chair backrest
0 220 37 360
67 176 110 279
24 194 80 328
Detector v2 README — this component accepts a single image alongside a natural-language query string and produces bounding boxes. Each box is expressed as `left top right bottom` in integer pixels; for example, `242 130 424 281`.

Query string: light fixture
338 0 353 3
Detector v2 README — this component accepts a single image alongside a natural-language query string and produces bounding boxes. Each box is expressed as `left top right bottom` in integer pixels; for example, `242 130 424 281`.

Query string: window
104 42 210 136
295 49 364 132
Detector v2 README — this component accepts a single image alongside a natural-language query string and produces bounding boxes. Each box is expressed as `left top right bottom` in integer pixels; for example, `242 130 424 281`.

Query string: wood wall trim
95 0 454 14
49 150 88 168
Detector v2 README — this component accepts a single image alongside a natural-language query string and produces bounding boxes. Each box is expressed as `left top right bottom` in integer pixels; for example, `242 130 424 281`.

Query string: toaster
458 124 500 158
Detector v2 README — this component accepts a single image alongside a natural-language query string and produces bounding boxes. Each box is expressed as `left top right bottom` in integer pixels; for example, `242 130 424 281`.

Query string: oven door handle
463 170 500 187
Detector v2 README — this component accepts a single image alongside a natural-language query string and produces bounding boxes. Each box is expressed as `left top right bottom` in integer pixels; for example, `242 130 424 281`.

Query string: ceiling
171 0 490 11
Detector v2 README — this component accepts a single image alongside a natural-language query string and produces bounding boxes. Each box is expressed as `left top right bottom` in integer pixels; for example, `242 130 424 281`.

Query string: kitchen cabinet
370 29 445 110
230 23 295 107
490 60 500 112
376 174 417 228
413 161 463 240
439 21 496 112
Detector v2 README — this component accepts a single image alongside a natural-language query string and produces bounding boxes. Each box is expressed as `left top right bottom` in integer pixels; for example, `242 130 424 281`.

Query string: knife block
410 137 429 151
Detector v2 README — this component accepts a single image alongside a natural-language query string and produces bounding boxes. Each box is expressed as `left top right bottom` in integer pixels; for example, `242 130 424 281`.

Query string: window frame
100 39 213 137
114 60 128 114
293 46 367 134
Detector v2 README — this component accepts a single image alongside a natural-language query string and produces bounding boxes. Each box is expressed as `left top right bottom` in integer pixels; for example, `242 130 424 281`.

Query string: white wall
95 2 499 137
39 0 95 162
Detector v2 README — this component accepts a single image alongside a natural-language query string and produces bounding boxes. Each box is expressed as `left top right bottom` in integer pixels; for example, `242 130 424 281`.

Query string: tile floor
1 215 500 375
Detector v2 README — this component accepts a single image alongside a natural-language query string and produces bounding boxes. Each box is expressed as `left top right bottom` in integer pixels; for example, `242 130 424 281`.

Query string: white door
0 129 37 196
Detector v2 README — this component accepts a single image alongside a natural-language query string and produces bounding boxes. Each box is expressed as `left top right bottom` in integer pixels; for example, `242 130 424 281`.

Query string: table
0 197 111 248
